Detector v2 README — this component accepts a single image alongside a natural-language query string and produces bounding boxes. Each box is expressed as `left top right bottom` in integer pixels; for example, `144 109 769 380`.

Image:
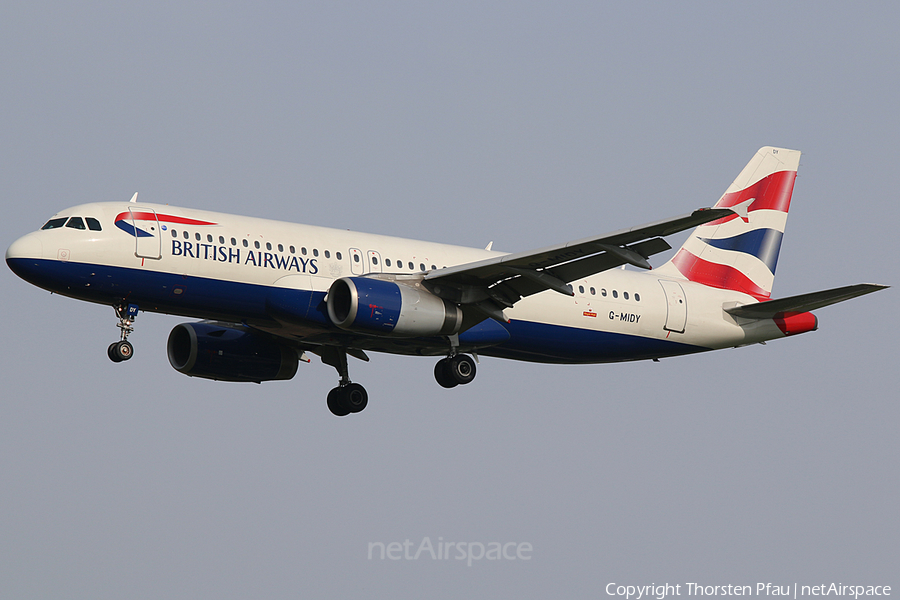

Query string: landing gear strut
108 303 139 363
320 346 368 417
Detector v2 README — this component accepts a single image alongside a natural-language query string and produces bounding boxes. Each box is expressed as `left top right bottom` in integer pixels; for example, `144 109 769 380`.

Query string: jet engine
167 322 299 383
326 277 463 337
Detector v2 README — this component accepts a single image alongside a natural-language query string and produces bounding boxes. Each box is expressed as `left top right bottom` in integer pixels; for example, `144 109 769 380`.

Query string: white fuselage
7 201 789 364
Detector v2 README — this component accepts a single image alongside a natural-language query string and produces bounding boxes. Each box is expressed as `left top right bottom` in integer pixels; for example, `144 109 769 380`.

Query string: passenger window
219 236 225 244
601 289 607 297
578 285 585 294
590 287 596 295
254 241 260 249
231 238 237 246
266 242 272 250
353 254 360 263
195 232 201 241
420 263 425 272
624 291 629 300
313 249 319 257
371 256 378 265
290 245 295 253
635 293 641 302
242 239 248 247
207 234 213 242
431 265 436 270
612 290 618 298
408 262 414 270
278 244 283 252
336 251 342 260
301 247 307 255
183 231 189 239
66 217 86 230
385 258 391 267
324 250 331 259
172 229 178 238
41 217 68 230
86 218 102 231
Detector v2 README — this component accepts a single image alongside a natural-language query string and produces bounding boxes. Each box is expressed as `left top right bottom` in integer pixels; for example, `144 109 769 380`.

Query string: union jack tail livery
658 147 801 299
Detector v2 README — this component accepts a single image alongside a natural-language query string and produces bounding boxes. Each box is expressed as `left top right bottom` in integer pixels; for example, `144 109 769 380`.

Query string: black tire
345 383 368 413
327 387 351 417
109 340 133 362
449 355 476 385
108 342 123 363
434 358 458 388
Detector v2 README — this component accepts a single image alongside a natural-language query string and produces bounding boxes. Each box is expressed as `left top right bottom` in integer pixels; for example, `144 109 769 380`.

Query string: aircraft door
659 279 687 333
349 248 365 275
130 208 162 260
367 250 383 273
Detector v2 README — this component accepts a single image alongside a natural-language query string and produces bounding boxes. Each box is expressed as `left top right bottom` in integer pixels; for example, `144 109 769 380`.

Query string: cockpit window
65 217 86 230
86 218 102 231
41 217 67 230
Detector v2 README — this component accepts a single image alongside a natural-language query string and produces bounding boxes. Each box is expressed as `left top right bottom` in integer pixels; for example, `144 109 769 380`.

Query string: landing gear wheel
448 354 476 385
108 340 133 362
327 387 351 417
434 359 459 388
327 383 369 416
345 383 368 413
320 347 369 416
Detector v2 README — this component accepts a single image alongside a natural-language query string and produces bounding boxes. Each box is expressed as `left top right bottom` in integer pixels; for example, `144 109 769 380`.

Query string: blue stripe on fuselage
7 257 706 363
482 319 704 363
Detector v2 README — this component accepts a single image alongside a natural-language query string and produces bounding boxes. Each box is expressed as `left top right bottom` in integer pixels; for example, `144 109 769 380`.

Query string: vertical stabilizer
656 147 801 299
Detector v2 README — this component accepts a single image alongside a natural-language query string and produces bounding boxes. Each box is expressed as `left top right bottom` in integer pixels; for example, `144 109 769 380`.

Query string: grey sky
1 2 897 598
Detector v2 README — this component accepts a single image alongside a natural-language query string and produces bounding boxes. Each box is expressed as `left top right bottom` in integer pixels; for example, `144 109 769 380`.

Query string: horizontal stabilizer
724 283 888 319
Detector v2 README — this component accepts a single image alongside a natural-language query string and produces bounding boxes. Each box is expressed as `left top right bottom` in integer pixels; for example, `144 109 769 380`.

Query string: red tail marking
671 249 770 300
703 170 798 226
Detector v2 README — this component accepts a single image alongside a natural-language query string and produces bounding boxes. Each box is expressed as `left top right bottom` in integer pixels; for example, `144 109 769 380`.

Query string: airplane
6 147 887 416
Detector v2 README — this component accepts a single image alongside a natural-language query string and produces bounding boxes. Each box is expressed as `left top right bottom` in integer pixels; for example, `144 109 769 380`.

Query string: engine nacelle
167 322 299 383
326 277 463 337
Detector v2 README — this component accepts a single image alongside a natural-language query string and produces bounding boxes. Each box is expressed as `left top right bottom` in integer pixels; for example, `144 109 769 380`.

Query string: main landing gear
108 303 139 363
320 347 369 417
433 354 477 388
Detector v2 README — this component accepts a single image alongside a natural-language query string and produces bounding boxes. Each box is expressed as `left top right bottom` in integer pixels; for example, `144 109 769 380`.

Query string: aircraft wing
725 283 889 319
422 207 734 320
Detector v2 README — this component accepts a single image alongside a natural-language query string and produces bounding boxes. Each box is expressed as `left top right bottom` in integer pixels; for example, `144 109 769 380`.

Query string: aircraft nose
6 233 43 280
6 232 43 261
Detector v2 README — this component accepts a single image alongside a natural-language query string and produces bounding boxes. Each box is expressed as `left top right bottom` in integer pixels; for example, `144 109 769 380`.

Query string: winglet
129 192 138 203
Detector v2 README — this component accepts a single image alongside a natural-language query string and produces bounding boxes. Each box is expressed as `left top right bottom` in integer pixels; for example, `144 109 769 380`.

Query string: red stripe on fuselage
670 249 770 300
115 212 217 226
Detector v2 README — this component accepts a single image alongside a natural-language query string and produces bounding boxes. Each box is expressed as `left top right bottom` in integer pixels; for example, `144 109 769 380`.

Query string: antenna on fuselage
129 192 138 203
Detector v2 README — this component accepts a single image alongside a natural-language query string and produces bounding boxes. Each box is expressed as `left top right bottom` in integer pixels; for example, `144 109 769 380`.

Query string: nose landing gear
108 303 138 363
